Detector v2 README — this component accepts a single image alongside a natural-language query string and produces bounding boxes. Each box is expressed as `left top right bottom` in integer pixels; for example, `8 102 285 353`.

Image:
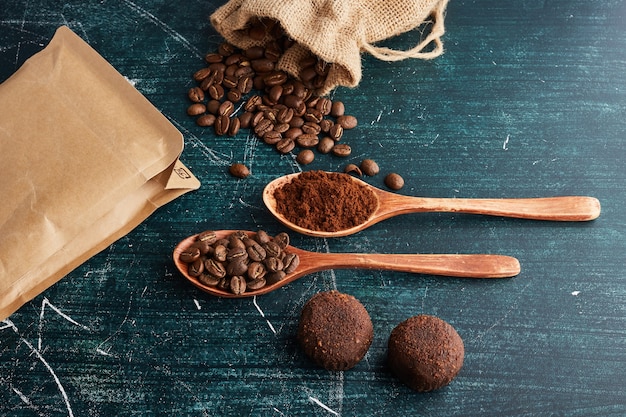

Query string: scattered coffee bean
229 163 250 178
178 230 299 294
196 114 216 127
317 137 334 154
344 163 362 176
360 159 380 176
187 103 206 116
337 115 358 130
296 149 315 165
331 143 352 157
385 173 405 190
188 87 205 103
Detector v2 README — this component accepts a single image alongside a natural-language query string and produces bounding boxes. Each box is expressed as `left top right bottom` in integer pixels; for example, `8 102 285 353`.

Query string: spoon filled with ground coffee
263 171 601 238
173 230 521 298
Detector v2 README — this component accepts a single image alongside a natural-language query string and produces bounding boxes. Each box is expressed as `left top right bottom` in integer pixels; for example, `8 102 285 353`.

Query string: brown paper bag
210 0 449 94
0 26 200 320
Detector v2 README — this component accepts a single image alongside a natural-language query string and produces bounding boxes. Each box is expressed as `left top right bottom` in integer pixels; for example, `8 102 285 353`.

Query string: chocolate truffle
388 315 464 392
297 290 373 371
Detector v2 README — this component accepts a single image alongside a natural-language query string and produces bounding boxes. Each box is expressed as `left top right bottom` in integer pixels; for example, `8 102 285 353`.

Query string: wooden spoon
263 172 601 238
173 231 521 298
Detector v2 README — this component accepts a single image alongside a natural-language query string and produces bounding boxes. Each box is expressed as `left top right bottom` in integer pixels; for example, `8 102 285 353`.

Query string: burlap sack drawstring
210 0 450 93
360 0 448 62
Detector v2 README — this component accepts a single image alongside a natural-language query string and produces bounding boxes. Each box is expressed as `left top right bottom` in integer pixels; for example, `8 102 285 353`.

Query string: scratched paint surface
1 0 625 416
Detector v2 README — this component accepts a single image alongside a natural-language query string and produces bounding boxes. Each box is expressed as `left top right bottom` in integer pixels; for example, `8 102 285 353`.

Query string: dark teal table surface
2 1 625 416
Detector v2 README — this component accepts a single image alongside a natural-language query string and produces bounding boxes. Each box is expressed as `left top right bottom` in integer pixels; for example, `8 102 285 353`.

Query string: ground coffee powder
273 171 378 232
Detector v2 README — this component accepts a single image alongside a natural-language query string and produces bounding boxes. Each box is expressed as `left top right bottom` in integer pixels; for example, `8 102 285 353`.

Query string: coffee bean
282 253 300 274
206 99 221 115
245 95 262 112
191 240 213 256
208 83 224 100
274 232 290 249
193 67 211 82
254 118 274 137
329 123 343 141
276 107 294 124
304 108 323 123
296 134 319 148
247 242 267 262
230 276 246 295
218 42 236 57
227 260 248 277
229 163 250 178
214 115 230 135
196 114 216 127
319 119 333 133
218 100 235 116
223 74 238 89
187 103 206 116
344 163 363 176
204 53 223 64
265 271 286 285
247 262 267 280
385 173 405 190
251 58 274 73
330 101 345 117
238 76 254 94
188 87 205 103
179 246 201 263
331 143 352 157
198 230 218 244
188 258 204 277
204 259 226 278
276 138 295 154
264 256 283 273
227 117 241 136
198 273 221 287
301 122 321 135
263 130 282 145
360 159 380 176
284 127 303 140
274 123 290 134
317 137 335 154
244 45 265 60
213 244 228 262
337 115 358 129
247 277 267 290
289 116 305 128
315 97 332 115
264 71 288 86
296 149 315 165
239 111 254 128
227 89 241 103
263 241 282 258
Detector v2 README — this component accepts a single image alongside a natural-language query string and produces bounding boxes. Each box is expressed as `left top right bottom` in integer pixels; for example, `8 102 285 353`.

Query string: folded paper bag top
0 26 200 320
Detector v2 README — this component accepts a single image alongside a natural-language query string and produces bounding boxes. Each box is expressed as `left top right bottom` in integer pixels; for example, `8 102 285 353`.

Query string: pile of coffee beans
187 18 357 162
178 230 300 295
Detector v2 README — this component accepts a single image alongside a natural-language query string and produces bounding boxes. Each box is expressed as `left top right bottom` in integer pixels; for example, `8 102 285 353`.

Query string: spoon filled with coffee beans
262 171 601 238
173 230 521 298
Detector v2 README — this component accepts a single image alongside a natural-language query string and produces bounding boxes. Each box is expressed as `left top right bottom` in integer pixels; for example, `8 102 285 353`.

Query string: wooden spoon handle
297 252 521 278
378 194 601 221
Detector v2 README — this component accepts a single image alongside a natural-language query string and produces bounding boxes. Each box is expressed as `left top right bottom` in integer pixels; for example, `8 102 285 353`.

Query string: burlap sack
211 0 449 94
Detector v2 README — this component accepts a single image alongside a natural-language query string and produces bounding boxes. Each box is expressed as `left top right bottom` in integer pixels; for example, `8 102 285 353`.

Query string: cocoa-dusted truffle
297 290 373 371
388 315 464 392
